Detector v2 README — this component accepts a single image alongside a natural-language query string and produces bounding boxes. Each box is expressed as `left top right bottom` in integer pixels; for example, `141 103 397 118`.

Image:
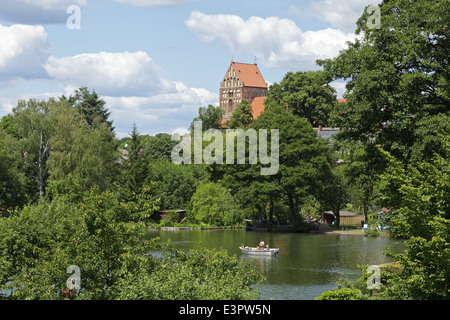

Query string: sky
0 0 380 138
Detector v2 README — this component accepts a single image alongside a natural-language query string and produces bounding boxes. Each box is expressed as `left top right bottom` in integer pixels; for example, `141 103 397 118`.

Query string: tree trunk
363 201 368 224
269 199 274 223
38 130 50 198
288 194 297 224
333 209 340 228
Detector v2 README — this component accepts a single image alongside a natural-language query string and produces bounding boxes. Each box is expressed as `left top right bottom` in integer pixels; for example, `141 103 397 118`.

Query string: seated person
259 239 265 248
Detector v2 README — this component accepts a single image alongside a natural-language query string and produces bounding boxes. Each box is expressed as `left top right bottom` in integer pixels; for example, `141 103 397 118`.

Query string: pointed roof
231 62 267 88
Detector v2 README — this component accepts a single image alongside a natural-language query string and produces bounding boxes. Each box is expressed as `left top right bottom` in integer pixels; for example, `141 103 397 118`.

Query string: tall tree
266 70 337 127
145 161 199 210
224 102 334 224
226 100 254 129
47 98 119 192
63 87 114 131
190 104 225 133
0 129 27 209
318 165 349 228
119 124 148 199
377 146 450 299
10 99 54 199
141 133 178 162
317 0 450 164
343 141 387 222
189 182 240 226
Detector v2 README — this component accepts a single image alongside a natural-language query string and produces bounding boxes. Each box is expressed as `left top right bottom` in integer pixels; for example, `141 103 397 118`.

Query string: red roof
250 96 266 119
221 97 346 126
232 62 267 88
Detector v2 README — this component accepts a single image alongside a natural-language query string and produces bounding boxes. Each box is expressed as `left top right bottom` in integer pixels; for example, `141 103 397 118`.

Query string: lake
146 228 403 300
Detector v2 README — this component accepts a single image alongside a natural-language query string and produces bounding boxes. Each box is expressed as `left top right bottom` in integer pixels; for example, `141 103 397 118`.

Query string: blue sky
0 0 379 138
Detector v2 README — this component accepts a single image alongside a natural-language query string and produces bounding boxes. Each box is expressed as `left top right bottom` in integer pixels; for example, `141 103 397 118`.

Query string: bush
364 224 381 237
189 182 242 226
315 287 365 300
115 246 264 300
159 218 175 227
291 220 316 233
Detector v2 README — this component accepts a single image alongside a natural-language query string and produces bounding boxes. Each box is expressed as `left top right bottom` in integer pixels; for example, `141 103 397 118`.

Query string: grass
326 227 365 235
334 227 364 234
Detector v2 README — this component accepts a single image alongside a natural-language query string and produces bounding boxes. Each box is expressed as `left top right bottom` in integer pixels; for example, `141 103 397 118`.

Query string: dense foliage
0 0 448 300
316 0 449 300
0 187 262 299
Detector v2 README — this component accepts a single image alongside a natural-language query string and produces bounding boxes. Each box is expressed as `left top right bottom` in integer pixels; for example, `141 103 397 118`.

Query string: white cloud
44 51 174 97
0 91 62 116
306 0 381 33
330 80 347 99
0 24 51 81
185 11 357 70
104 81 218 137
42 50 218 137
0 39 217 137
0 0 88 24
114 0 199 7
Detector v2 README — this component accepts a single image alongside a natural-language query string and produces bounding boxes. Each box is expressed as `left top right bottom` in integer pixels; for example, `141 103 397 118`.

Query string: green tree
266 70 337 127
141 133 179 162
189 182 241 226
226 99 254 129
119 124 148 199
47 99 119 192
0 114 17 136
0 138 27 209
46 99 84 182
0 186 160 300
317 0 449 164
375 146 450 299
146 161 201 210
318 164 349 228
409 113 450 163
63 87 114 130
115 246 263 300
224 102 334 224
0 188 262 300
190 104 225 133
9 99 54 199
341 141 387 222
220 130 280 224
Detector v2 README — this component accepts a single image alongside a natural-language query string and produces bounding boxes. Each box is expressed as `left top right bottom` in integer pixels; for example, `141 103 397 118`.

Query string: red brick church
219 61 346 124
219 61 268 121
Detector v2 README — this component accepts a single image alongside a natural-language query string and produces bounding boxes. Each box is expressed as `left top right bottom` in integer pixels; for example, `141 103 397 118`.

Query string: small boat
239 246 279 256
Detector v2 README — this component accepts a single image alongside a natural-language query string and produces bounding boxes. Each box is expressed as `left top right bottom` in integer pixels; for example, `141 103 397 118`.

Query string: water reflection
146 229 403 300
240 254 279 276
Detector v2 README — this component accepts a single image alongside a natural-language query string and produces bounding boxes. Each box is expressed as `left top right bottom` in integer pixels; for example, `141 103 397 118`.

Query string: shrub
315 287 365 300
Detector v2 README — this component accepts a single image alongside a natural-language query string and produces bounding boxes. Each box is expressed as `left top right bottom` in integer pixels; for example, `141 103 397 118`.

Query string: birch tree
11 99 54 199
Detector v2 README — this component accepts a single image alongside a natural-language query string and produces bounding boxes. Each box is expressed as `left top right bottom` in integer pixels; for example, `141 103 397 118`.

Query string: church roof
250 96 266 119
232 62 267 88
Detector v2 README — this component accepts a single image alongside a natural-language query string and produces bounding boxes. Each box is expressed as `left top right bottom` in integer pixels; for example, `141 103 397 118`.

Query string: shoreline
321 231 364 237
149 226 247 231
149 225 389 238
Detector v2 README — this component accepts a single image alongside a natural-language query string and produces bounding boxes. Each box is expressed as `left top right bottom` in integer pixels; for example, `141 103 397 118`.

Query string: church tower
220 61 268 121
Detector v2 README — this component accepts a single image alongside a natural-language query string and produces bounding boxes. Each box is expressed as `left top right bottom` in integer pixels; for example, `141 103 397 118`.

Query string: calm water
146 228 403 300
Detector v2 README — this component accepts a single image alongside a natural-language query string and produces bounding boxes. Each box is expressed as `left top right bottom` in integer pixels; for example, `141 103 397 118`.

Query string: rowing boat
239 246 279 256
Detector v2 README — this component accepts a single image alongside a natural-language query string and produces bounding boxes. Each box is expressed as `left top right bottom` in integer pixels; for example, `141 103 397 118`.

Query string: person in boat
259 239 265 249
